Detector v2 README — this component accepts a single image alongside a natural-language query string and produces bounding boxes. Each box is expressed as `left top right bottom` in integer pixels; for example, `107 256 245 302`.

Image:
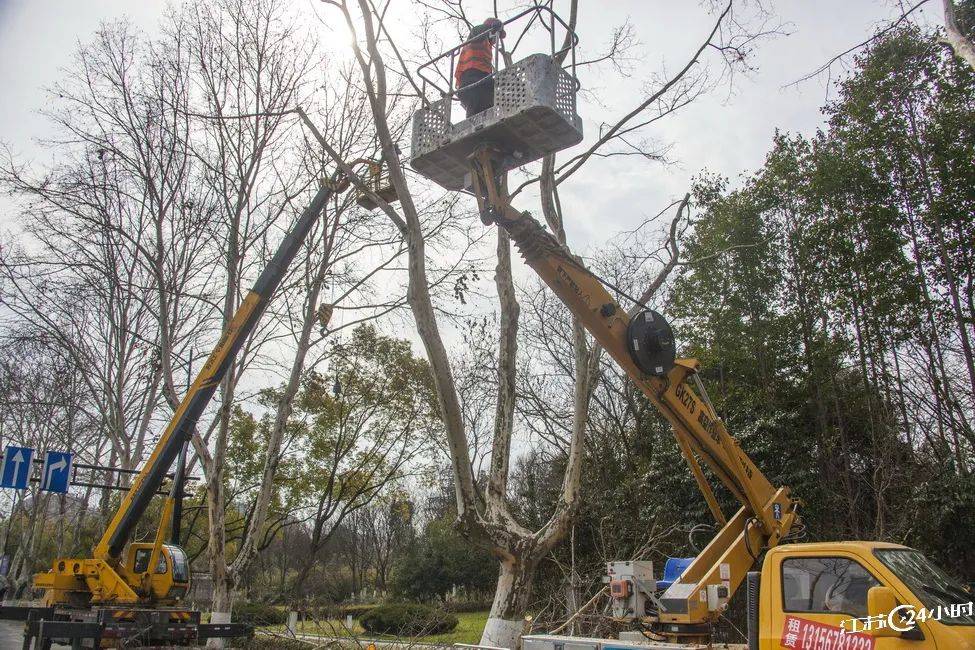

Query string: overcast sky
0 0 945 271
0 0 947 471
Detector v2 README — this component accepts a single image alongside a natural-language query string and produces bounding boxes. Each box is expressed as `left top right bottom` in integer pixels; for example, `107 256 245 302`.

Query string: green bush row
359 603 459 636
443 600 492 613
300 602 377 620
233 602 289 626
239 638 309 650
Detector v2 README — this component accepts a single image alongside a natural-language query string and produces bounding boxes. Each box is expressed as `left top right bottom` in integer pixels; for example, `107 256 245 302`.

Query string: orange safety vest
455 39 493 86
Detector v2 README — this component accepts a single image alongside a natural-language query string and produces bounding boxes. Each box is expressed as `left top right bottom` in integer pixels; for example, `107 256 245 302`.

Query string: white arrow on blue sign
40 450 73 494
0 446 34 490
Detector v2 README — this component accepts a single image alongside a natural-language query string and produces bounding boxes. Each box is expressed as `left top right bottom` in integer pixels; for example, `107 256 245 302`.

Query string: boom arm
469 149 798 629
93 165 362 562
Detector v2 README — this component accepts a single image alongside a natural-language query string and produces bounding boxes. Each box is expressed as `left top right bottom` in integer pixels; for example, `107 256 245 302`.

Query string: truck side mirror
867 586 902 638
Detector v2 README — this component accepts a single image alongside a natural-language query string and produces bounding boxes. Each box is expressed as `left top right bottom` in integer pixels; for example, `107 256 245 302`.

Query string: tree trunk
942 0 975 71
291 549 319 597
482 555 539 649
207 585 234 649
228 233 331 581
206 372 237 648
335 4 591 646
206 472 233 648
905 102 975 403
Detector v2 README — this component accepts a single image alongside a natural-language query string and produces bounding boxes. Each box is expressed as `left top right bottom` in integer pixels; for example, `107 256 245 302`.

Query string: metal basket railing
354 164 398 211
415 5 580 109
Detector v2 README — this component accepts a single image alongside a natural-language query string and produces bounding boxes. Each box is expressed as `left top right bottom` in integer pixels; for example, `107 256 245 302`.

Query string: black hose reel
626 309 676 377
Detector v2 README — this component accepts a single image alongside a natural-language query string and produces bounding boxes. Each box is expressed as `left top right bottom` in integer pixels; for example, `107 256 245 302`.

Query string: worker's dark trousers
457 70 495 117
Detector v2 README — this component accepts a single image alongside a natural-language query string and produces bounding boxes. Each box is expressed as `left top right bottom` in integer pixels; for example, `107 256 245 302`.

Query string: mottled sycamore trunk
942 0 975 71
483 555 541 649
337 2 589 647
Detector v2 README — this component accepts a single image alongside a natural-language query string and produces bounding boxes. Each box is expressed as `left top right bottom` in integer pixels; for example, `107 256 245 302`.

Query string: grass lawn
264 610 490 645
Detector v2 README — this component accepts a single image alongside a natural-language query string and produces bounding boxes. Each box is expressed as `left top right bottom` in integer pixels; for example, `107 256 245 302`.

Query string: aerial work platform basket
410 8 583 190
354 161 398 210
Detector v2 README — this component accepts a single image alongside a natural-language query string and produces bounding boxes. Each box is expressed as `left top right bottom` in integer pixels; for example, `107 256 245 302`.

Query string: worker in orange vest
455 17 505 117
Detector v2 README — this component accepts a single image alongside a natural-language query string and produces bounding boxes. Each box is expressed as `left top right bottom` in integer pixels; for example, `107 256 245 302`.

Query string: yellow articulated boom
408 13 973 643
468 148 797 643
465 147 975 649
411 12 975 650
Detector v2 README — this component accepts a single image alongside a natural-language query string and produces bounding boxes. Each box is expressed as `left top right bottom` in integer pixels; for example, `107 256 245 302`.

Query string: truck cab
760 542 975 649
124 542 191 603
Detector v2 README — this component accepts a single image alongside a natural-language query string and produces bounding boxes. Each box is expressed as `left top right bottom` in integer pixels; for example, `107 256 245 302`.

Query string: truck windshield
167 545 190 583
874 549 975 626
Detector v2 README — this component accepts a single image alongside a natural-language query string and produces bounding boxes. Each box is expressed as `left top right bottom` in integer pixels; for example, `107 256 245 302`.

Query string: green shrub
390 517 497 602
444 600 493 613
339 603 377 618
240 639 308 650
359 603 458 636
310 602 377 620
233 602 289 627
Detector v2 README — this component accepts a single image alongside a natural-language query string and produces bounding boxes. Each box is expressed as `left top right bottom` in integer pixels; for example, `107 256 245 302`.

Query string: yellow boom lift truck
5 161 394 648
408 8 975 650
10 7 973 649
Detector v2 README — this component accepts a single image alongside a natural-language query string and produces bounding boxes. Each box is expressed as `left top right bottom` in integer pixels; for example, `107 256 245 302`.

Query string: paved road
0 618 24 648
0 618 71 649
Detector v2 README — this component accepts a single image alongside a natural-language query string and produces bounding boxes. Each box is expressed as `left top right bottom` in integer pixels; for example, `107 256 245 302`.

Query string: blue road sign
0 446 34 490
40 450 72 494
